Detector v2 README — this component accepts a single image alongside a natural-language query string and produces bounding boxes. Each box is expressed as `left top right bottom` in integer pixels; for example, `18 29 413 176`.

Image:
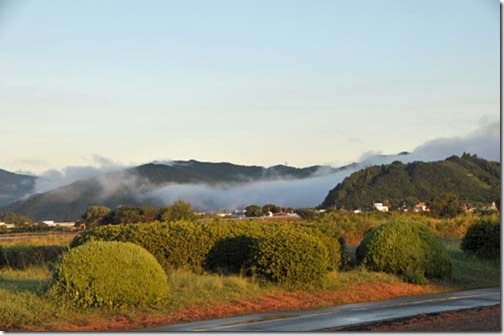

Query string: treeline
0 212 75 234
243 204 295 217
80 200 197 228
0 213 32 226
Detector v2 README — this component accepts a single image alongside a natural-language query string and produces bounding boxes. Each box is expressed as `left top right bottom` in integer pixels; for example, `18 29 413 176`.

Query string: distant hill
320 153 500 210
0 169 36 207
2 160 343 221
135 160 336 184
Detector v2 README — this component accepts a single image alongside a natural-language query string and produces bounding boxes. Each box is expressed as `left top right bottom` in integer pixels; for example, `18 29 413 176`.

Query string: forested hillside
320 154 500 210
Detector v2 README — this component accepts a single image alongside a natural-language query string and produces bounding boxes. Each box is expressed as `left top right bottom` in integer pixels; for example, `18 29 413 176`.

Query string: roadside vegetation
0 210 499 331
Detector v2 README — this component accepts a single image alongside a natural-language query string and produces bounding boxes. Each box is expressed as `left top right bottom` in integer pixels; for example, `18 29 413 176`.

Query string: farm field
0 213 500 331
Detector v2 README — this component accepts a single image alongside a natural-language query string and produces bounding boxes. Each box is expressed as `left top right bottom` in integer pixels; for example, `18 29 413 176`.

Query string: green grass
0 266 52 293
443 239 500 289
0 234 74 247
165 269 271 310
321 267 401 291
0 267 62 330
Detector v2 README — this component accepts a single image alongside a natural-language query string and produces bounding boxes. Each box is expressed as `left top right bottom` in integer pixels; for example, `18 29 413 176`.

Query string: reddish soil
327 305 501 332
22 282 443 331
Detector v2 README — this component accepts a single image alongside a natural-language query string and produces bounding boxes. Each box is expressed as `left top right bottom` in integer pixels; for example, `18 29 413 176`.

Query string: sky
0 0 500 174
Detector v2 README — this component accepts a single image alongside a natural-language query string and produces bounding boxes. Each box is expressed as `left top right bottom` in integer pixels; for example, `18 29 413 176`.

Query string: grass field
0 233 75 247
0 233 499 331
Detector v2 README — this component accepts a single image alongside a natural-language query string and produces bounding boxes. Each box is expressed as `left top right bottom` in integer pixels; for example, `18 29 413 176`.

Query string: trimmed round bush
356 221 452 283
49 241 168 308
254 229 330 287
461 219 500 260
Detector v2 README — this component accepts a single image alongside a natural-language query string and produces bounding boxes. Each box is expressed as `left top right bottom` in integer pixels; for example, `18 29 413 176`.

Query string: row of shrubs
70 220 343 286
317 211 493 244
47 215 498 309
49 221 341 308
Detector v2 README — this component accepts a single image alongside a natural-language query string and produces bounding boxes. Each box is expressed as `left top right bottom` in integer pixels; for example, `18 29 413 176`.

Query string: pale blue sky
0 0 499 173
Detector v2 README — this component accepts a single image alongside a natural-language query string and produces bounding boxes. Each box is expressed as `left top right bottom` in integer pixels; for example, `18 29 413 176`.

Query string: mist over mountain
0 169 37 207
0 118 499 221
1 159 353 221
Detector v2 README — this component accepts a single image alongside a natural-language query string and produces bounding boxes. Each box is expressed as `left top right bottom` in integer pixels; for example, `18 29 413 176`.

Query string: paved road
142 287 500 332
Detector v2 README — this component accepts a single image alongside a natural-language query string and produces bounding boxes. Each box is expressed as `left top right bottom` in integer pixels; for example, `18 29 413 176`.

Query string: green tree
158 200 196 222
295 208 319 220
430 193 463 218
0 212 32 227
81 206 111 228
262 204 281 214
245 205 263 217
140 206 160 222
112 206 143 224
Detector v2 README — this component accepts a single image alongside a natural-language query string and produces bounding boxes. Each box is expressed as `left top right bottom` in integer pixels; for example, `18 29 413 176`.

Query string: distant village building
414 202 430 213
479 202 498 213
373 202 389 212
463 204 477 213
231 209 246 219
0 222 15 229
42 220 76 228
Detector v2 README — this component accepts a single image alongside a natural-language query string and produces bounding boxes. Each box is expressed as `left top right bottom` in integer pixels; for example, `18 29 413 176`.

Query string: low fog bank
142 166 362 211
33 155 129 195
140 122 500 211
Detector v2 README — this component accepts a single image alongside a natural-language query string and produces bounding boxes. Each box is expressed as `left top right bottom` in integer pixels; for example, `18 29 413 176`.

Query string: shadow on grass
444 239 500 289
0 277 50 293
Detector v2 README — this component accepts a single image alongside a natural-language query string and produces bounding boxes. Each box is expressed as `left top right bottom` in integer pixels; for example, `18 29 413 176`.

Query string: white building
0 222 15 229
373 202 389 212
42 220 76 228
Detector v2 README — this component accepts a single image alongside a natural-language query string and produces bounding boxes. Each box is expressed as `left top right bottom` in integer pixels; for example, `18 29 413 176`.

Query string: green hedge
302 222 342 271
204 235 258 275
461 219 500 260
71 220 342 279
49 241 168 308
356 221 452 283
255 229 329 287
0 245 67 269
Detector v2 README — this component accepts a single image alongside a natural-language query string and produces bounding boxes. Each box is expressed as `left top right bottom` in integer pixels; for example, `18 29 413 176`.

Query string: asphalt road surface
142 287 500 332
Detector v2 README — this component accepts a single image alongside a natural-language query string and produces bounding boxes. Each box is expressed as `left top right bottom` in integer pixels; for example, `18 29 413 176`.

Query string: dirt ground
327 305 501 332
